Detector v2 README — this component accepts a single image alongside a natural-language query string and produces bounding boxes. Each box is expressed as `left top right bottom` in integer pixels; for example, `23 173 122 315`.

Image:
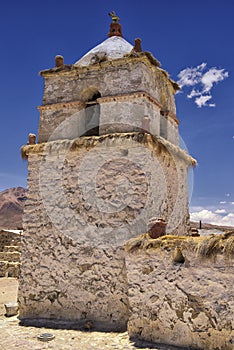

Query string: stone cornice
98 92 179 125
38 100 85 111
37 92 179 125
97 91 161 108
37 91 179 125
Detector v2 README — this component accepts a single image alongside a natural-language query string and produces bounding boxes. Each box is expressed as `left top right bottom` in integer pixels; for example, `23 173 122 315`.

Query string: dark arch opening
82 90 101 136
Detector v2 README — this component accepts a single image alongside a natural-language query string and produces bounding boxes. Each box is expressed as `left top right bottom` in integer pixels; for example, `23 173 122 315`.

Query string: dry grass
223 231 234 257
125 234 188 253
196 231 234 259
125 231 234 261
196 235 222 258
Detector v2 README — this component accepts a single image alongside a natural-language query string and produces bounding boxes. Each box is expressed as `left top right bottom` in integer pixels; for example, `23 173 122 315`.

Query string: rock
5 302 19 317
147 218 167 239
190 228 200 237
37 333 55 342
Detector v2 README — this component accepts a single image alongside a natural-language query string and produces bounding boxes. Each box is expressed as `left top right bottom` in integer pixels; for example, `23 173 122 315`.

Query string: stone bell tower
19 14 195 327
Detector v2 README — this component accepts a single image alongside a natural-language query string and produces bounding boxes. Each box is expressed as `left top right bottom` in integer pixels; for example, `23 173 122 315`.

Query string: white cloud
225 193 230 197
187 89 201 99
190 209 234 227
219 201 227 204
195 95 213 108
177 63 228 108
215 209 226 214
190 209 217 222
177 63 206 87
231 202 234 205
201 68 229 93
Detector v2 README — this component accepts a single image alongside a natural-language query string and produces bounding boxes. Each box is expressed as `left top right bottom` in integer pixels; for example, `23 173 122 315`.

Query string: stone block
5 302 19 317
0 261 8 277
8 262 20 278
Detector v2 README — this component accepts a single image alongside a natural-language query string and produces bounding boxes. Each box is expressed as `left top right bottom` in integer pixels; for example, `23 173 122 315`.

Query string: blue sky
0 0 233 225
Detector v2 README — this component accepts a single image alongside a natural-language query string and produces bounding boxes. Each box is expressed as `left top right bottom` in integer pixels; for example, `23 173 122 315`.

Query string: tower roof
74 36 133 67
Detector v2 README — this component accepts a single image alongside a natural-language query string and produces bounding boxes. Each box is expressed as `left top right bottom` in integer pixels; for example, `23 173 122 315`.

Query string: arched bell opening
81 88 101 136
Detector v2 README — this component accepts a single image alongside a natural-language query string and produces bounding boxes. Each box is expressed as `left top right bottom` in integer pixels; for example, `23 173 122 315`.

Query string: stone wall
19 236 129 330
38 56 179 145
125 234 234 350
38 101 85 143
99 95 160 137
21 133 193 241
0 230 21 278
19 132 193 327
41 57 176 114
38 93 179 146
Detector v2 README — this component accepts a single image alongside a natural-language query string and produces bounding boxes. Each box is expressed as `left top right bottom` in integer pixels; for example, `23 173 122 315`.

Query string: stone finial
108 11 123 37
108 22 123 38
27 133 36 145
55 55 64 67
133 38 142 53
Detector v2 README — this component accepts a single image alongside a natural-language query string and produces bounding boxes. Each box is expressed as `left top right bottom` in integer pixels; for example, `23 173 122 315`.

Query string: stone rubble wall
19 132 232 349
22 134 191 241
125 236 234 350
19 133 191 328
0 231 21 278
19 233 129 330
20 155 129 329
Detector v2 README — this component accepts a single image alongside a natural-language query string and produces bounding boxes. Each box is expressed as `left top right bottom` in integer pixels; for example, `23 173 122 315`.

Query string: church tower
19 14 195 327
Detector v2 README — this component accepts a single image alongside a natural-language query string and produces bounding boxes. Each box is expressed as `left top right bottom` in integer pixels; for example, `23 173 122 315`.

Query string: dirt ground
0 277 18 317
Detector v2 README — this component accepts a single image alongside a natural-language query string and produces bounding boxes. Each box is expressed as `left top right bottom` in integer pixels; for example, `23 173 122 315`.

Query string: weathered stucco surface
19 235 129 330
21 133 192 241
19 133 193 328
125 235 234 350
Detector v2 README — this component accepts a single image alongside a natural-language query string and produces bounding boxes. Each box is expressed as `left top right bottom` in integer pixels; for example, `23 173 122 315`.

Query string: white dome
74 36 133 67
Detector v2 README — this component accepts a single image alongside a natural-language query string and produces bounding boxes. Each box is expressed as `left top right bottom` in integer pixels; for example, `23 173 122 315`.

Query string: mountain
0 187 26 229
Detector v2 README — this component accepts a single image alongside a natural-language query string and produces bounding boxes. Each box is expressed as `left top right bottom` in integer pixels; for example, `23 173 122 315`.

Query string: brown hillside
0 187 26 229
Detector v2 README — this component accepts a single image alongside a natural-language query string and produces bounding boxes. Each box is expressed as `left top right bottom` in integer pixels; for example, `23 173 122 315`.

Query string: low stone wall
125 234 234 350
0 231 21 278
